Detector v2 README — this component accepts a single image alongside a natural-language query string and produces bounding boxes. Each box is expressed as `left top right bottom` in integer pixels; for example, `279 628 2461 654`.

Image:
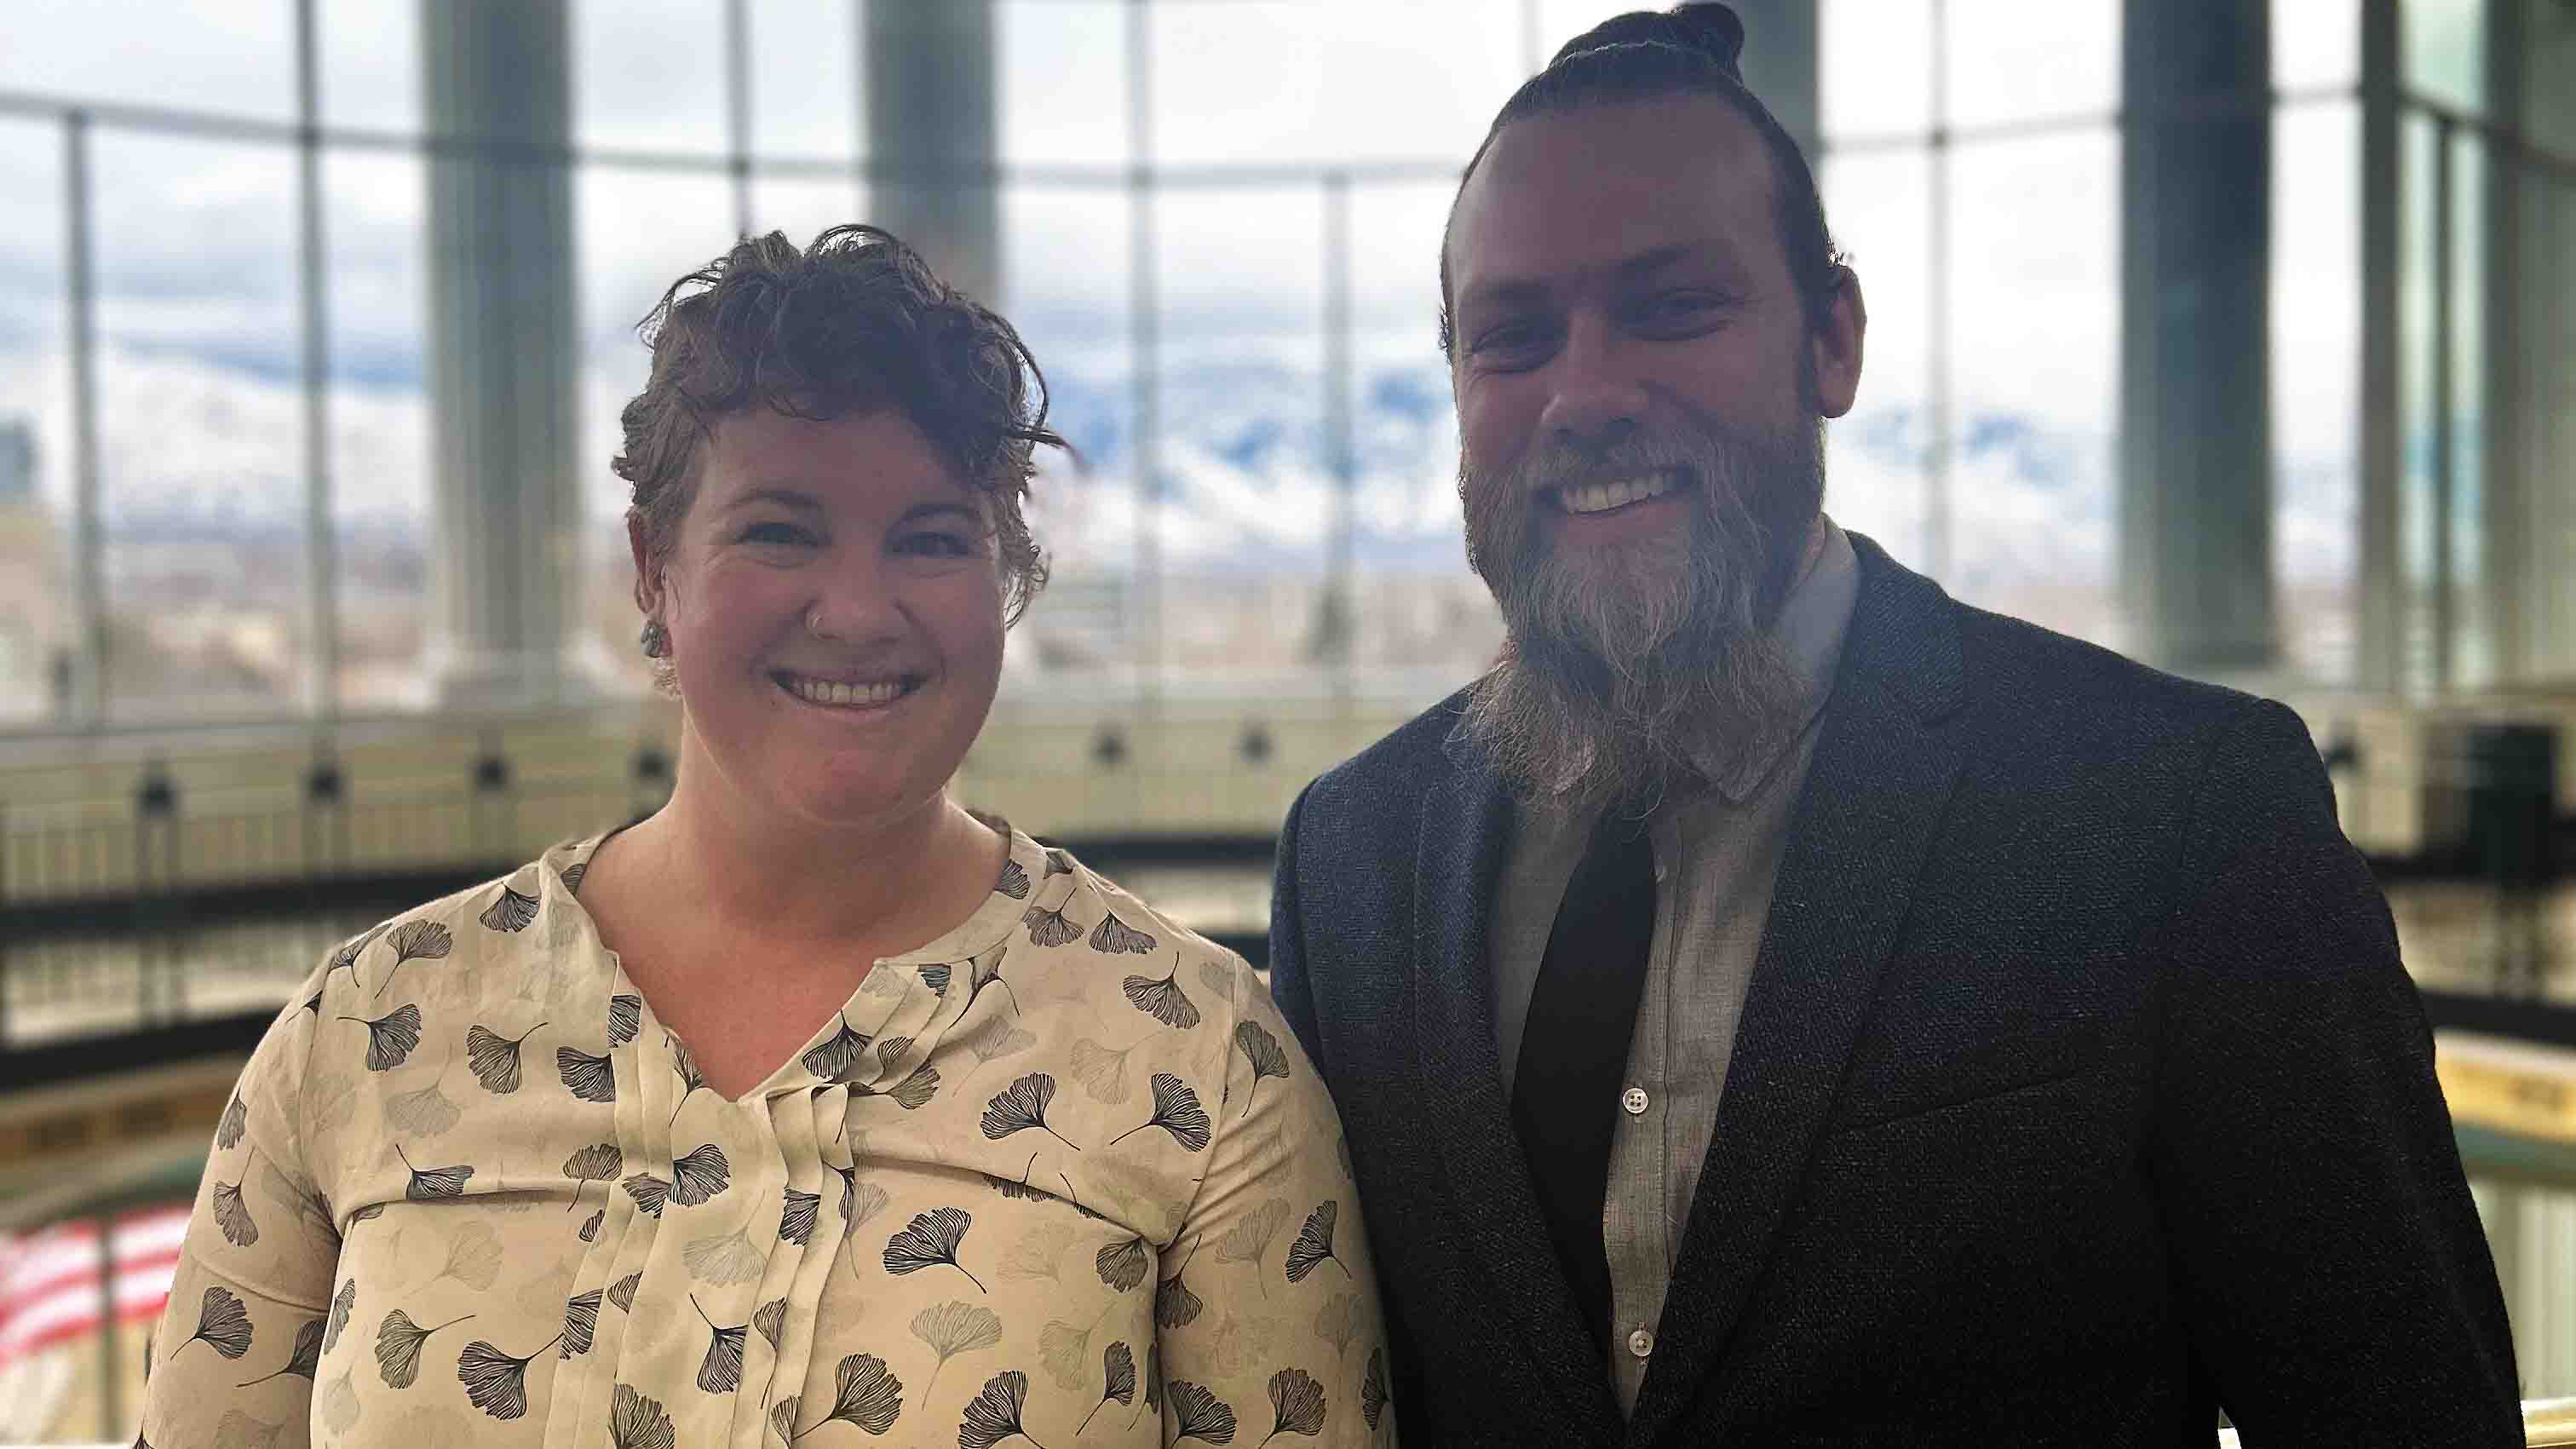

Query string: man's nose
1537 319 1647 455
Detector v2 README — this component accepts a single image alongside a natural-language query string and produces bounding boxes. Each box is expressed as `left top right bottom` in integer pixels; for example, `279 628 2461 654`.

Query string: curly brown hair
614 225 1063 641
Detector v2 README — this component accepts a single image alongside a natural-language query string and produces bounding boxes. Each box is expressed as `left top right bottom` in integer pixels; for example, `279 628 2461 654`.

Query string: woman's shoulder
1027 843 1261 990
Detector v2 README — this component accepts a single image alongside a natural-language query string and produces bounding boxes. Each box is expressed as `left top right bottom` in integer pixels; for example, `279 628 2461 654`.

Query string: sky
0 0 2401 671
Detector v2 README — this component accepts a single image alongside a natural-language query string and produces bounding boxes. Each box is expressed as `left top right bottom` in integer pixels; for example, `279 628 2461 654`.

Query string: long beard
1456 410 1825 812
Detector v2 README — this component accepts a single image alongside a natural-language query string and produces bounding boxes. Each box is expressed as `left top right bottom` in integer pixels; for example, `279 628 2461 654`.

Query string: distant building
0 418 32 505
0 416 63 721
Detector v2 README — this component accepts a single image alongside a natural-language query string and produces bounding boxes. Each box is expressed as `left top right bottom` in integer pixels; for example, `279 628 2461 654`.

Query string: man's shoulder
1299 685 1477 823
1948 597 2263 755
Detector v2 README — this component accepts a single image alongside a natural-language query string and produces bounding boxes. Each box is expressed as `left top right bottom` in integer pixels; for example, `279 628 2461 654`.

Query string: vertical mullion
1128 0 1160 716
727 0 753 236
1925 0 1952 584
297 0 338 724
1522 0 1543 75
1323 170 1353 713
2357 0 2401 693
2430 115 2454 693
66 112 104 728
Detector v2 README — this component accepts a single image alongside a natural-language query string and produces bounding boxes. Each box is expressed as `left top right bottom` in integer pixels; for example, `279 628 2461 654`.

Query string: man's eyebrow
1453 277 1551 313
719 486 823 514
1458 243 1744 312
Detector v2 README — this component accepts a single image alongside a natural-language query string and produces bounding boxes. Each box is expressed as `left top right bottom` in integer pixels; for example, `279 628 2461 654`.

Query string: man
1267 5 2520 1445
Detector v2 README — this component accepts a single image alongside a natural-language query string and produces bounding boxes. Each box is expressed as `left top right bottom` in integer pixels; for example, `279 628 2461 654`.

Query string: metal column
863 0 1000 302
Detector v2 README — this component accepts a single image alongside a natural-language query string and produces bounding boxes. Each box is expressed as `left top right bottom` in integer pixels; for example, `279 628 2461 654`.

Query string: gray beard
1455 411 1825 814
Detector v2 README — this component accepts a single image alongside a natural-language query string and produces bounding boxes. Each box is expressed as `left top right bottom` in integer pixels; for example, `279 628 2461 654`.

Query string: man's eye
1633 293 1722 331
1469 323 1552 366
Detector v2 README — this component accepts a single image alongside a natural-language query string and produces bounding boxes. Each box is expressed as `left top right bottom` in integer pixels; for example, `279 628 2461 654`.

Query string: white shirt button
1627 1327 1655 1360
1621 1086 1650 1116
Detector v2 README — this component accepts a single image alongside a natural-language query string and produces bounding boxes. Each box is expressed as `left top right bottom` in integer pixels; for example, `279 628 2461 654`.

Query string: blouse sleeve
1154 956 1397 1447
138 963 343 1448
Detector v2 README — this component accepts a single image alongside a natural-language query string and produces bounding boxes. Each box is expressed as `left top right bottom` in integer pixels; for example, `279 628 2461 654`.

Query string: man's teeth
786 676 906 706
1557 474 1677 515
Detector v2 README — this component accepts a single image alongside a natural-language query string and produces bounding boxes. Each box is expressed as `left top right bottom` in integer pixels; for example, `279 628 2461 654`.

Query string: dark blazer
1269 534 2519 1447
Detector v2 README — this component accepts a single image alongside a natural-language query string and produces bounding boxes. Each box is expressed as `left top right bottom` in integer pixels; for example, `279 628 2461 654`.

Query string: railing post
133 763 181 1025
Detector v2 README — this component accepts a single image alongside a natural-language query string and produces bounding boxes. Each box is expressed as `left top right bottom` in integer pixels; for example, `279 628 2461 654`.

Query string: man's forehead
1449 94 1780 302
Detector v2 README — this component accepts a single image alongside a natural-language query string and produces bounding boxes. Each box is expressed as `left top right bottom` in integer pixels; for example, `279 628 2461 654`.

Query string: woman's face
647 406 1007 834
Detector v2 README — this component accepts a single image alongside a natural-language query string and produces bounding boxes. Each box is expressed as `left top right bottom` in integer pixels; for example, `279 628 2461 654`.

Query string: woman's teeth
785 676 907 706
1556 473 1679 515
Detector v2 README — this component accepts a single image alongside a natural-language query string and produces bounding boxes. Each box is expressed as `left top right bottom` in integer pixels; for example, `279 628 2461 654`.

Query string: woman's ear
628 513 662 618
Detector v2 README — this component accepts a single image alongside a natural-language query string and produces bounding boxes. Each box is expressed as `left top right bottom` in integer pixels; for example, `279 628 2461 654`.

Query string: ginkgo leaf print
1095 1235 1150 1292
883 1207 983 1291
852 1063 940 1112
607 992 642 1047
466 1021 545 1094
609 1382 675 1449
1133 1343 1162 1429
1314 1293 1365 1358
799 1013 872 1082
685 1222 767 1285
457 1330 564 1418
962 1018 1039 1077
215 1092 248 1150
987 1149 1046 1201
374 920 452 998
394 1143 473 1200
324 1280 356 1354
956 1370 1042 1449
910 1299 1003 1396
181 1286 255 1361
210 1156 260 1248
670 1142 732 1206
1120 964 1200 1029
1169 1381 1238 1445
996 856 1032 900
558 1046 616 1102
384 1056 463 1136
1260 1368 1327 1445
560 860 589 897
1285 1201 1351 1284
325 919 392 982
980 1072 1082 1151
965 944 1021 1015
753 1297 788 1349
1232 1021 1290 1117
235 1318 324 1388
1108 1072 1212 1152
779 1187 819 1245
795 1353 902 1438
210 1408 283 1448
667 1033 710 1129
1067 1036 1145 1104
430 1226 505 1292
1360 1348 1389 1432
608 1272 643 1312
562 1290 601 1359
260 1162 334 1240
478 883 539 933
1023 900 1080 948
564 1142 622 1210
1043 846 1075 878
1215 1199 1293 1296
581 1207 606 1241
918 963 954 994
769 1394 801 1444
1078 1342 1136 1434
1089 908 1158 956
1155 1236 1205 1329
623 1172 670 1217
690 1296 749 1393
320 1367 361 1434
1038 1304 1118 1393
340 1004 424 1072
997 1220 1076 1284
374 1309 473 1388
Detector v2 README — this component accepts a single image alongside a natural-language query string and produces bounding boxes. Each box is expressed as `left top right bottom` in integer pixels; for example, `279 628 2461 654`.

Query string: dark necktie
1509 810 1659 1353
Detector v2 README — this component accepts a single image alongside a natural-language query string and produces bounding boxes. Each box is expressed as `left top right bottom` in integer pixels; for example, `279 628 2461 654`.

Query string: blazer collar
1628 532 1969 1445
1412 742 1628 1442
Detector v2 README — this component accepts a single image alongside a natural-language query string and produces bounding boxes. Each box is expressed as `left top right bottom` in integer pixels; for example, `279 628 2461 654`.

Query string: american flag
0 1204 190 1371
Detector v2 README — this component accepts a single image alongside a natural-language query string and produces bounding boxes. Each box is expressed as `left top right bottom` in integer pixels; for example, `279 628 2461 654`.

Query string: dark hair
1437 3 1846 355
615 224 1063 630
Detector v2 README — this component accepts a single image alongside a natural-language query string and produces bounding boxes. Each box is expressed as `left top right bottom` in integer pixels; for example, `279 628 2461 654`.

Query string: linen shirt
1488 520 1860 1412
141 828 1393 1447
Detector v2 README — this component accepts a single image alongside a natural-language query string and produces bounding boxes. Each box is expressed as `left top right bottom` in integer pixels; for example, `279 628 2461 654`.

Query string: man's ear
627 513 662 618
1809 265 1866 420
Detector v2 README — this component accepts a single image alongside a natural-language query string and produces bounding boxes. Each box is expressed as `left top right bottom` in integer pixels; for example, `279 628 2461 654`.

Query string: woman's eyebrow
894 502 982 527
720 486 824 514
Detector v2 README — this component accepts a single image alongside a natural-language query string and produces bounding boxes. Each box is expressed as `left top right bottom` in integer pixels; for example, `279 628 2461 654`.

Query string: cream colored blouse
140 828 1395 1447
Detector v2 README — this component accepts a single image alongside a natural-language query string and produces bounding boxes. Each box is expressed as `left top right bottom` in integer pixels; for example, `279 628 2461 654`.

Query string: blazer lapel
1628 537 1970 1446
1413 745 1627 1441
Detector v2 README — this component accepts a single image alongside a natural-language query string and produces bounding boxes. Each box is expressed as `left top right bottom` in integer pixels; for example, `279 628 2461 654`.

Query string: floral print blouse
139 828 1395 1447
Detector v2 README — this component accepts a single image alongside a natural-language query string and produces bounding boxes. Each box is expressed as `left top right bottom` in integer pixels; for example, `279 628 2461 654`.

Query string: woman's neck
617 773 1003 958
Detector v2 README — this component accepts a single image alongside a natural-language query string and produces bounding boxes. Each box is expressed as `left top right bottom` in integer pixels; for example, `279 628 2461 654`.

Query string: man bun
1549 3 1746 82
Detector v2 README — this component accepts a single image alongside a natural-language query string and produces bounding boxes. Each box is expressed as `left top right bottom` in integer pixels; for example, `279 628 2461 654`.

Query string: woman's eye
898 532 975 559
741 521 813 545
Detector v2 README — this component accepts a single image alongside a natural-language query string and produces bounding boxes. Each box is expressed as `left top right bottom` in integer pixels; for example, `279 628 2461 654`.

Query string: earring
640 619 669 658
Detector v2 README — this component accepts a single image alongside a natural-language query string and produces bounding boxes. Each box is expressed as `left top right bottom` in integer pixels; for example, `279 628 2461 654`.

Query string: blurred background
1 0 2573 1440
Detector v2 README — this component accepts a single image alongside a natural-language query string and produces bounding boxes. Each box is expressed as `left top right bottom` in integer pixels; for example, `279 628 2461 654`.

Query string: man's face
1445 94 1860 629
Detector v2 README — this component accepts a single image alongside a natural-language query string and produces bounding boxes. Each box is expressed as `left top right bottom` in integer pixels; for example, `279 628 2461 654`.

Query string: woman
140 227 1394 1447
